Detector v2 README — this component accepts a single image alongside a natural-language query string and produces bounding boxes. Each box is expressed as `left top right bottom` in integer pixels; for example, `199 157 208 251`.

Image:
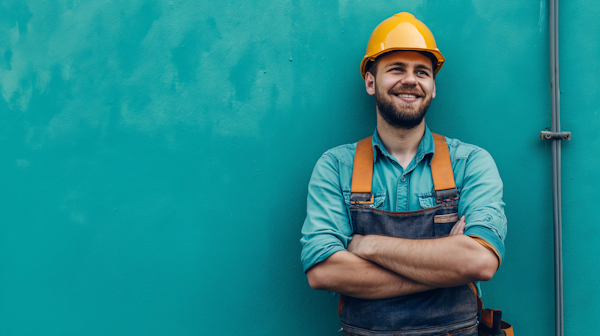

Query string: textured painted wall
0 0 593 335
559 1 600 335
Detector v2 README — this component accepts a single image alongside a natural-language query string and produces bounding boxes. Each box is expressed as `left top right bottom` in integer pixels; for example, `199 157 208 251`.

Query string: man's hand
449 215 466 236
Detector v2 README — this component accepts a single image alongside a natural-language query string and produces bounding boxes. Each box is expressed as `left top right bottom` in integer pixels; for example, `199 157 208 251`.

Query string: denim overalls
339 134 479 336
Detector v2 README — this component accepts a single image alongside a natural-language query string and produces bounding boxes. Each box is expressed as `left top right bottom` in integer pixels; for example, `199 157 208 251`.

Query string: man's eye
417 70 430 76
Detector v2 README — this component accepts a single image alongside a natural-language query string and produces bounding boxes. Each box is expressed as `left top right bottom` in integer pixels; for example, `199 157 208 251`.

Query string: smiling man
301 13 506 336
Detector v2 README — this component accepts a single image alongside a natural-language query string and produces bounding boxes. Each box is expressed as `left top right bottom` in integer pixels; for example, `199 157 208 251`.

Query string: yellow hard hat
360 12 445 79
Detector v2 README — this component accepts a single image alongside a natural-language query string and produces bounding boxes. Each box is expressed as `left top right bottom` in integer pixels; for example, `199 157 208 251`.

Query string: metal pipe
549 0 563 335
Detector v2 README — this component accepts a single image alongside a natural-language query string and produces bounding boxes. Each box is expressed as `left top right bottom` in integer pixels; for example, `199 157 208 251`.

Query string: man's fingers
458 216 465 234
449 215 466 236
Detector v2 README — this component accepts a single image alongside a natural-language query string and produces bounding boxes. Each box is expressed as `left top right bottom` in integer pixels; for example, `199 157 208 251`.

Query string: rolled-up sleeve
459 148 507 265
300 153 353 272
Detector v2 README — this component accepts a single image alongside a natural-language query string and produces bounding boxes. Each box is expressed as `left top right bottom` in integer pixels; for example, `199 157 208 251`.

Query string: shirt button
400 176 406 182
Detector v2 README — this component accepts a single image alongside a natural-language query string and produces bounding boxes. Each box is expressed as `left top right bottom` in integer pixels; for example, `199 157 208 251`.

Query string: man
300 12 506 336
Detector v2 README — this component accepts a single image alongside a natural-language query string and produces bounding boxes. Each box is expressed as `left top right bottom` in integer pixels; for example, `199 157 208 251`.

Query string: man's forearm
306 250 435 299
349 234 498 288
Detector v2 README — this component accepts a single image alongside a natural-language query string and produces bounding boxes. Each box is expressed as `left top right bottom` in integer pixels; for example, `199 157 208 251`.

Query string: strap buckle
435 188 459 204
350 193 374 205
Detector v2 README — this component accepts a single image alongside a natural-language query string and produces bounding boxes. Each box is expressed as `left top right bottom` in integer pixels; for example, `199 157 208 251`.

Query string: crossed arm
306 217 499 299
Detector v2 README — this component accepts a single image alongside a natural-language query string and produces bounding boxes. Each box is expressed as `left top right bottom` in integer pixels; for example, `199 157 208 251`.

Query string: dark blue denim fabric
342 317 478 336
340 202 479 335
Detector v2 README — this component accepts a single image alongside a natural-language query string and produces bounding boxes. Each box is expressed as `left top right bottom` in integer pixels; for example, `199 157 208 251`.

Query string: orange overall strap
350 136 374 204
430 133 458 201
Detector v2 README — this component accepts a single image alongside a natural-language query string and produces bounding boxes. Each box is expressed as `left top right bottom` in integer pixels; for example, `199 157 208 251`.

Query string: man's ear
432 82 436 99
365 72 376 96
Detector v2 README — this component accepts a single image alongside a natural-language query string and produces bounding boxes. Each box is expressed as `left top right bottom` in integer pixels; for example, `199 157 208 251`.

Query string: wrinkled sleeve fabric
459 148 507 265
300 152 353 273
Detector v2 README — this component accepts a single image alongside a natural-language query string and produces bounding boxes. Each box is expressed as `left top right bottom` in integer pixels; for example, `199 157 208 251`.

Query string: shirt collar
371 124 436 166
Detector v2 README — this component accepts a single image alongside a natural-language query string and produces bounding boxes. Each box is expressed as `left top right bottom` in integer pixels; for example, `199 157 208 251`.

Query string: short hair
366 51 437 79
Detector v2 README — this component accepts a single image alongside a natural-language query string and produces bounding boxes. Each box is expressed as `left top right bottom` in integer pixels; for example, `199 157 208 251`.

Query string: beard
375 85 432 130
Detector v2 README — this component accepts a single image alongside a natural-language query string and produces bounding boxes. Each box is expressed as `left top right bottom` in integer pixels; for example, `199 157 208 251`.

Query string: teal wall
1 0 598 335
559 1 600 334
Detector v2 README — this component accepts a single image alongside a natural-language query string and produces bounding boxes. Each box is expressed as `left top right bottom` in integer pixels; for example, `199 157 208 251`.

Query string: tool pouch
478 309 514 336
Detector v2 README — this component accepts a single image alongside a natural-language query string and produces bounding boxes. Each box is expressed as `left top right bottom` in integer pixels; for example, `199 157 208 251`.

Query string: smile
393 93 422 103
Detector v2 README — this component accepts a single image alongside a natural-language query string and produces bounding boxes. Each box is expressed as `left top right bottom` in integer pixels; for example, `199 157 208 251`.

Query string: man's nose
401 70 417 85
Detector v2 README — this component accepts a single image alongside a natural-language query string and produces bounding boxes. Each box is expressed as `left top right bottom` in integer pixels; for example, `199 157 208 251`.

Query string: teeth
398 94 417 98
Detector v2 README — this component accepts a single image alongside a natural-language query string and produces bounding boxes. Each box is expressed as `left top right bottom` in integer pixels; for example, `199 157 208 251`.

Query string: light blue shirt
300 125 506 273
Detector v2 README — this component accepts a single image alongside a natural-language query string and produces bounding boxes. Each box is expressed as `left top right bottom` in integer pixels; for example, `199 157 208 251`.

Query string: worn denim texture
338 202 479 334
342 317 479 336
301 125 506 275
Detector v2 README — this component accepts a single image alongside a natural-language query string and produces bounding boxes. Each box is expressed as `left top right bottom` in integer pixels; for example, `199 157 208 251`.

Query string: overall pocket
417 192 436 209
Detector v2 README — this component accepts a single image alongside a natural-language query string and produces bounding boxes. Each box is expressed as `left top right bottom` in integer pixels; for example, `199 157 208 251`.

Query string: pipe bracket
540 131 571 141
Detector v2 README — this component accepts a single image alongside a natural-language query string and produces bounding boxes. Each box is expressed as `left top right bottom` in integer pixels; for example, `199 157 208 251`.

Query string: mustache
389 86 424 96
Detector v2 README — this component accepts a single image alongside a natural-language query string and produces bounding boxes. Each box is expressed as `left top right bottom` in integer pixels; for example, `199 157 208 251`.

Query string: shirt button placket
397 175 408 211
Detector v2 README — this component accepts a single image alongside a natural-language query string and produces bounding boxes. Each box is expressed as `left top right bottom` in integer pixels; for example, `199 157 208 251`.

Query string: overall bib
339 134 479 336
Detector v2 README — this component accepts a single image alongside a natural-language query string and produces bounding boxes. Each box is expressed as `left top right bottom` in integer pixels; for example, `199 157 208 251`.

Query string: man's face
366 51 436 130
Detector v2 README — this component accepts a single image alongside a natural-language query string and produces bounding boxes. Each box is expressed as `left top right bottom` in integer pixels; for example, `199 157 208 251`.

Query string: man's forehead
378 51 433 69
